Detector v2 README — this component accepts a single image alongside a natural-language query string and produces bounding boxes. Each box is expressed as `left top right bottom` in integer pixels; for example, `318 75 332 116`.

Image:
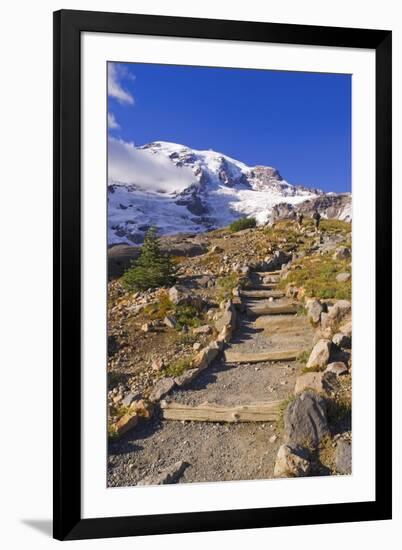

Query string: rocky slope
108 140 351 245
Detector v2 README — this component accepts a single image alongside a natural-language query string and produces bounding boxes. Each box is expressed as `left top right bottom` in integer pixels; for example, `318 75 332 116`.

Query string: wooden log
245 283 279 291
240 290 285 299
224 349 305 363
160 400 281 422
247 303 298 316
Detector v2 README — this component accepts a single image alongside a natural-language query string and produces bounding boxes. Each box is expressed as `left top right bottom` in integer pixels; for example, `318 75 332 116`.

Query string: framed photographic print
53 9 392 541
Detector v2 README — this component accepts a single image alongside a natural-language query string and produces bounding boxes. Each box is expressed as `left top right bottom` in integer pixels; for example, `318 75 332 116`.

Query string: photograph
106 62 353 487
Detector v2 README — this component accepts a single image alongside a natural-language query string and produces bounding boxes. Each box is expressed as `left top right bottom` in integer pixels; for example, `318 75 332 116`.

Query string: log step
240 289 285 299
246 283 279 291
247 303 298 316
160 400 281 422
224 349 305 363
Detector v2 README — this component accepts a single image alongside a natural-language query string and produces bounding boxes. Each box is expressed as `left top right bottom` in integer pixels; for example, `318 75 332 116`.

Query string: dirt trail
108 271 315 487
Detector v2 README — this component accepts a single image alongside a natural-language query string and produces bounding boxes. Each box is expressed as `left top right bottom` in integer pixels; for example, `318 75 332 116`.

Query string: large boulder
284 390 330 449
273 445 311 478
332 332 351 349
306 339 332 369
169 285 204 309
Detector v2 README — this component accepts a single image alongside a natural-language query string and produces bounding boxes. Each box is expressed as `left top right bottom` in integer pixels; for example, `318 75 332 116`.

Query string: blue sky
108 62 351 193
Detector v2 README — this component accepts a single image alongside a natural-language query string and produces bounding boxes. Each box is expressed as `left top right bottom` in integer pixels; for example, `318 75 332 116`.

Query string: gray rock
333 247 351 260
148 378 176 402
336 440 352 474
332 332 351 349
336 272 351 283
284 390 330 449
192 324 212 335
274 445 311 478
325 361 348 376
215 302 236 332
306 299 325 324
121 392 142 408
306 339 332 369
174 369 200 387
138 460 190 485
163 316 177 328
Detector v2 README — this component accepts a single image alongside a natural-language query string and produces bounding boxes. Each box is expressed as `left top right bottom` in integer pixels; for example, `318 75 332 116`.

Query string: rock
273 445 311 478
149 378 176 402
306 339 332 369
284 390 330 448
332 332 351 349
269 434 278 443
306 299 325 324
169 285 189 305
192 324 212 335
328 300 351 322
151 358 165 372
336 272 351 283
121 391 142 408
336 439 352 474
294 371 338 396
114 411 139 436
333 247 351 260
163 316 177 328
193 342 202 351
141 322 152 333
339 319 352 338
138 460 190 485
325 361 348 376
216 324 232 344
210 245 223 254
215 301 236 332
174 368 199 387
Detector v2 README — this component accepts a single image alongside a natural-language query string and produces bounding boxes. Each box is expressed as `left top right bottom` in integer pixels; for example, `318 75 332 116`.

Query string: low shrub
229 216 257 233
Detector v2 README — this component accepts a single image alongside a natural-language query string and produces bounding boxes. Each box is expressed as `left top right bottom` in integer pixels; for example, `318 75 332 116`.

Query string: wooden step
246 303 298 316
246 283 279 291
224 349 304 363
240 289 285 299
252 271 281 278
160 399 281 422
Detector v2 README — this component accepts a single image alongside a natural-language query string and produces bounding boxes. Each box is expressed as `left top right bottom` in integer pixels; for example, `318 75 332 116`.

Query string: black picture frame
53 9 392 541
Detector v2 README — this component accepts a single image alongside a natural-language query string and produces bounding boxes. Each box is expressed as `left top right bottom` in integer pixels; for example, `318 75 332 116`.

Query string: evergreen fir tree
122 227 176 291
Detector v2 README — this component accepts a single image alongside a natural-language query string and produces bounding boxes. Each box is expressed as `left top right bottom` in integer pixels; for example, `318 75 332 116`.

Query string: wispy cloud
108 63 135 105
108 112 120 130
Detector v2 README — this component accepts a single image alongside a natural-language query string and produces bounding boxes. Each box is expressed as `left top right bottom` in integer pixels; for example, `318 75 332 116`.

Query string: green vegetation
297 349 312 364
162 356 193 378
144 291 204 329
217 272 240 302
278 253 351 300
229 216 257 233
122 227 176 291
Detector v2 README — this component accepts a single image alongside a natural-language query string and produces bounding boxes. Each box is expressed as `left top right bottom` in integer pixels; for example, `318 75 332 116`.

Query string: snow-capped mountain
108 139 351 245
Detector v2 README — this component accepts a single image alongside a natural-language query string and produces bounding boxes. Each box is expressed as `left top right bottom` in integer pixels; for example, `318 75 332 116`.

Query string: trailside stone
336 272 351 283
273 445 311 478
114 411 138 436
149 378 176 402
169 285 189 305
336 440 352 474
284 390 330 449
121 391 142 408
174 368 200 387
215 302 236 332
333 247 351 260
138 460 190 485
306 299 325 324
306 339 332 369
163 316 177 328
192 325 212 335
325 362 348 376
332 332 351 349
294 372 338 396
339 319 352 338
328 300 351 322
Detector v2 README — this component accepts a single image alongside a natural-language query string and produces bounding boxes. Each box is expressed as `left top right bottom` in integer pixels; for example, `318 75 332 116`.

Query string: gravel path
108 295 315 486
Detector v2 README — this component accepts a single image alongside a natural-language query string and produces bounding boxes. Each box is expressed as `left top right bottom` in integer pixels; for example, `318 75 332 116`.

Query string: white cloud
108 137 196 193
108 63 134 105
108 112 120 129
